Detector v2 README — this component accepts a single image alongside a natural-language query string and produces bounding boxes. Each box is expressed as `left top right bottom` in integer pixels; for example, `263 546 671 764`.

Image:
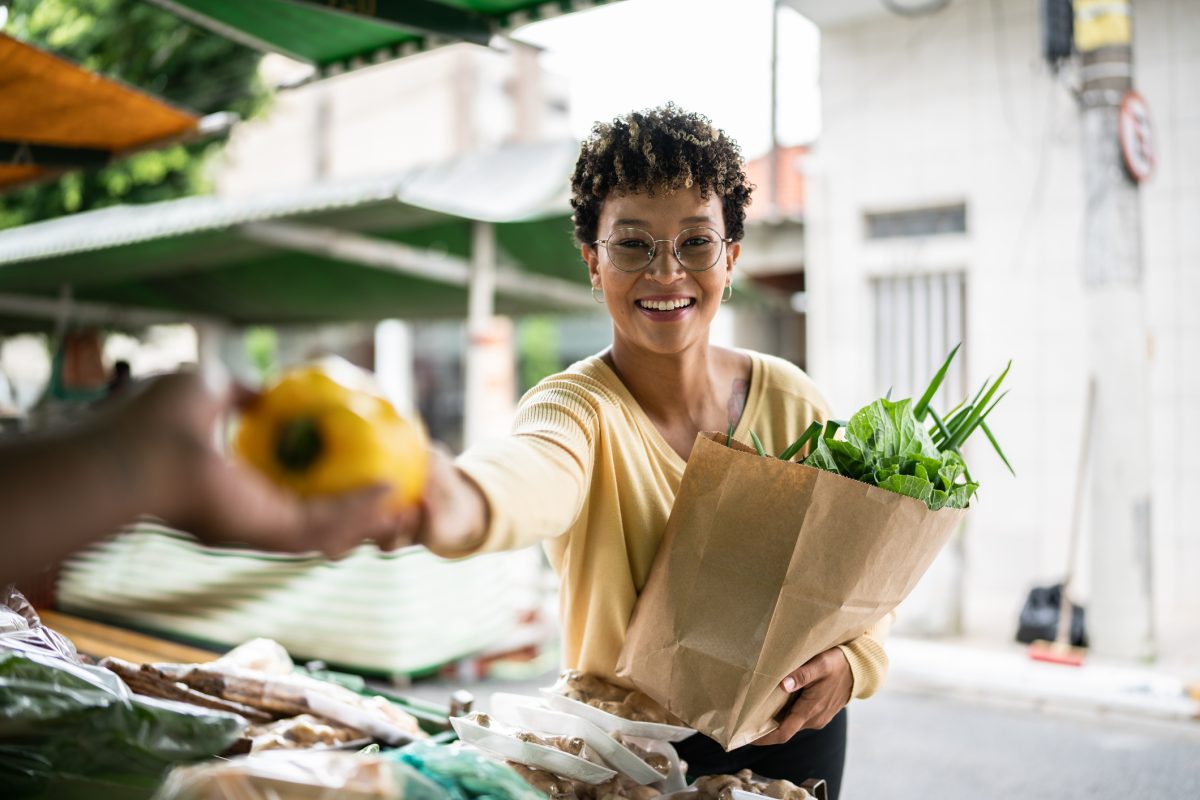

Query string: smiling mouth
636 298 695 312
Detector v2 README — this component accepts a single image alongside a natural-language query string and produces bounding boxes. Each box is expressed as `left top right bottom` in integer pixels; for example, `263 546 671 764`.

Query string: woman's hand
752 647 853 746
376 444 490 555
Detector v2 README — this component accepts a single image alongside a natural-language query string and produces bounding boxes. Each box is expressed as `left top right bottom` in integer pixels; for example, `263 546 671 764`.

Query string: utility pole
769 0 781 220
1074 0 1155 659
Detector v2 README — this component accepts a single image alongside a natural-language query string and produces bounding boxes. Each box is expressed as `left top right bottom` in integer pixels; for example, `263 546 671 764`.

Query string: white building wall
215 44 571 196
1136 0 1200 669
802 0 1198 665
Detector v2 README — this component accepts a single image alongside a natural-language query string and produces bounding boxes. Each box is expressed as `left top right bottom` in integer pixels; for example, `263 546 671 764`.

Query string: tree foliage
0 0 268 229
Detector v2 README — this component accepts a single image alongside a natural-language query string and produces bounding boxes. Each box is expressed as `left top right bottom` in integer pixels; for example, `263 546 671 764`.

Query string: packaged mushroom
491 693 687 791
685 770 818 800
506 761 665 800
450 711 616 784
541 671 693 742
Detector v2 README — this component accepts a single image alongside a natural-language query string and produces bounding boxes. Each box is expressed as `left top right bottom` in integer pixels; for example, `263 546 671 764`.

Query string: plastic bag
1014 583 1087 647
154 750 445 800
389 740 550 800
0 586 245 794
0 651 245 781
0 584 78 662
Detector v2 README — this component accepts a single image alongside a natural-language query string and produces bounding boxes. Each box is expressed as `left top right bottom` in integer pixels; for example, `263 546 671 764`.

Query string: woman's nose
645 246 685 282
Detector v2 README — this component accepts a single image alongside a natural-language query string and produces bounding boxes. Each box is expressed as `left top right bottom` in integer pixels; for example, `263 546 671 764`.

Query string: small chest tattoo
727 378 749 425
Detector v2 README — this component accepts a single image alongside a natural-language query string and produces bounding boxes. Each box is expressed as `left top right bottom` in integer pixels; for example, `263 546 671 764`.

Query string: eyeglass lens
605 227 724 272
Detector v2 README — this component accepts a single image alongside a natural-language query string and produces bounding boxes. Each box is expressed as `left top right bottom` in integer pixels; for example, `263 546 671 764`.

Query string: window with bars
865 204 967 239
871 272 967 413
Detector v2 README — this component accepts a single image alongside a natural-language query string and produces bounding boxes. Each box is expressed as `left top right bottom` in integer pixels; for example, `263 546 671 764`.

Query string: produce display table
37 610 220 665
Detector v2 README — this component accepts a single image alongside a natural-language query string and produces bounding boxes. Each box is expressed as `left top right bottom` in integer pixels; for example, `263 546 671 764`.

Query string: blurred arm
424 380 599 558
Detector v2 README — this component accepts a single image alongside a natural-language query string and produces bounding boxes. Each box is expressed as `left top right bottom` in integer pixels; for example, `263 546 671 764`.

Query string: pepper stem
276 417 323 473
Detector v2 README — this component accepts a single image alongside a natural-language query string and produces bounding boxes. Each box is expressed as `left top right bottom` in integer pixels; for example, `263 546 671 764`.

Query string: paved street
843 689 1200 799
403 671 1200 799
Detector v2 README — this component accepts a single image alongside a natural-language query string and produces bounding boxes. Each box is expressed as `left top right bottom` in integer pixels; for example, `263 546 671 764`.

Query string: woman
391 104 888 799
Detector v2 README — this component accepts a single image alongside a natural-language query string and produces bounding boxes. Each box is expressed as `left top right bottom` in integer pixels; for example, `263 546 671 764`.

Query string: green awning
0 139 592 330
147 0 621 75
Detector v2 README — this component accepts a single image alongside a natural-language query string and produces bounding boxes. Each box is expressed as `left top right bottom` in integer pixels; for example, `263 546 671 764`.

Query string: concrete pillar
464 221 516 447
1076 0 1155 659
374 319 415 415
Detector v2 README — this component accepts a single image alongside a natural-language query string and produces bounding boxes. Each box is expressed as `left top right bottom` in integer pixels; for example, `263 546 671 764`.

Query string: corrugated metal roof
0 138 578 266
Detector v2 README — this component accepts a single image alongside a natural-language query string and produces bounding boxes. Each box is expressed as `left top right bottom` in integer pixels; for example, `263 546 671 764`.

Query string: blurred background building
792 0 1198 669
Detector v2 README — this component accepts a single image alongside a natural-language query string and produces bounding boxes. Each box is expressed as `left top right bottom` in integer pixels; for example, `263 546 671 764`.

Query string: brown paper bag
616 432 966 750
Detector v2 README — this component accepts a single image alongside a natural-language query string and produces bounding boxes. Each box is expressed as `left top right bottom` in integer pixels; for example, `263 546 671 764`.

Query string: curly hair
569 103 754 246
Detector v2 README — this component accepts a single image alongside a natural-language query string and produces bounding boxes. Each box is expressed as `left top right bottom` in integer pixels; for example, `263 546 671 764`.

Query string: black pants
673 708 847 800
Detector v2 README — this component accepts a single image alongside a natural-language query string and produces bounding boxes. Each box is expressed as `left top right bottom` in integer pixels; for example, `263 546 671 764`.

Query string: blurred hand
375 444 489 555
107 371 397 558
752 647 853 746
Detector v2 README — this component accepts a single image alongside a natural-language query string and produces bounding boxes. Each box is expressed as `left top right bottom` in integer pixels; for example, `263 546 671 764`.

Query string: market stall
0 32 230 194
145 0 624 79
3 585 829 800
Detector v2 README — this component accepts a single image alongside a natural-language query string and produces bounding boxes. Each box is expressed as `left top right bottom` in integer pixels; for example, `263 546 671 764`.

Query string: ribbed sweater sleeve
445 379 600 556
836 611 894 700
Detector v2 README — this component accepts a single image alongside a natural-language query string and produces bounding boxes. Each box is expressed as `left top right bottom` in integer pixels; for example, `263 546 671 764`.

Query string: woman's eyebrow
611 216 715 226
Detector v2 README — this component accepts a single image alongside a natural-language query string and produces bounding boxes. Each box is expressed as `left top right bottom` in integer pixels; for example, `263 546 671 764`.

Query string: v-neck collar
584 351 765 470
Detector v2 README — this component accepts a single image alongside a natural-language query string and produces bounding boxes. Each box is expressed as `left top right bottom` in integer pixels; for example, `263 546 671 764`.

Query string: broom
1028 378 1094 666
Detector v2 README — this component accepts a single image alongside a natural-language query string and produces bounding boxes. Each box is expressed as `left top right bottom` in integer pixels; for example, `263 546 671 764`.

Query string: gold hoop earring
722 284 733 303
591 286 605 304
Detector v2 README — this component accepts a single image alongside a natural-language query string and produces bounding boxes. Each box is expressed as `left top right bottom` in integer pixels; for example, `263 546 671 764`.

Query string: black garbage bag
1015 583 1088 647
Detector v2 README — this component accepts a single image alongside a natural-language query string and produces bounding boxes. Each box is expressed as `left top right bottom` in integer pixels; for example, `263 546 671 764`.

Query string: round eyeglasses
594 226 732 273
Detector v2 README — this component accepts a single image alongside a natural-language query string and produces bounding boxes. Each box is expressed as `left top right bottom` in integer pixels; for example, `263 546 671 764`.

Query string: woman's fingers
753 649 852 746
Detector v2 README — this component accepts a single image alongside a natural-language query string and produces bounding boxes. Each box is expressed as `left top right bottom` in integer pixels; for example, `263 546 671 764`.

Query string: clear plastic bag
154 750 445 800
0 586 245 793
0 584 78 662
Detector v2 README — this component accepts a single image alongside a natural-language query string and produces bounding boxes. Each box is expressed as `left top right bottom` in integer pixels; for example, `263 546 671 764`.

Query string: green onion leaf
946 361 1011 450
927 407 953 443
914 343 961 420
778 421 823 461
750 430 768 458
981 419 1015 476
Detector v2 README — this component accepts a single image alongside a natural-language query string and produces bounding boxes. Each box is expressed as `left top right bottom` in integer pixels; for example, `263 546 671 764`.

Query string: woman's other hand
752 647 853 745
375 444 489 556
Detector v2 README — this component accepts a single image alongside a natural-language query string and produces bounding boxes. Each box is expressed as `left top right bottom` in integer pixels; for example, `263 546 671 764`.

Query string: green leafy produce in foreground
745 345 1012 510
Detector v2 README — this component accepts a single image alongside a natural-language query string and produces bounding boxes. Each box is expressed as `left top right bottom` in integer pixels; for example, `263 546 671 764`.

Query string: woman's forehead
600 186 722 228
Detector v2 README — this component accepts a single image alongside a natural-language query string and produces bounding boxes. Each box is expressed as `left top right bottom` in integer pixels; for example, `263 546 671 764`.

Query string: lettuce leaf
803 393 978 510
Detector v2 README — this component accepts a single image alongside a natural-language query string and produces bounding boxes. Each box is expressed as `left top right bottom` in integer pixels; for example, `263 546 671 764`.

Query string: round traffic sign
1119 90 1155 183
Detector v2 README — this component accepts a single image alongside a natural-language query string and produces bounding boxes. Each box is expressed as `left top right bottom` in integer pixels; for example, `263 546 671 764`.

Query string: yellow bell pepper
234 358 429 510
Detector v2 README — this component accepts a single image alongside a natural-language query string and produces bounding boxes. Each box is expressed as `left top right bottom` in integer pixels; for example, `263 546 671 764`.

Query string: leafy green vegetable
747 344 1009 510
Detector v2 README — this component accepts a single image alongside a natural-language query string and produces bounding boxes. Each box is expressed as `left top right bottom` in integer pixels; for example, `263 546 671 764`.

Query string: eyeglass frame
592 225 734 273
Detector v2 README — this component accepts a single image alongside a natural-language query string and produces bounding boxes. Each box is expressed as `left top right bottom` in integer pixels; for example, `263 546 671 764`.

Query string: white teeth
639 299 692 311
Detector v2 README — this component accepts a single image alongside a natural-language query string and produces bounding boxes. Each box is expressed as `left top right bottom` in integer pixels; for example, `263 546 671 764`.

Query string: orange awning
0 33 200 192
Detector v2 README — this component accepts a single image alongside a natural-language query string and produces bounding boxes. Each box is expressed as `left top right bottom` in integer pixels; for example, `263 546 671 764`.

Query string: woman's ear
582 243 602 288
726 241 740 276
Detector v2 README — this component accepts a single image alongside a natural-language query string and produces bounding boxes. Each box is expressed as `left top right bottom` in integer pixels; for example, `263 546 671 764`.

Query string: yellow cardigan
451 351 891 700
